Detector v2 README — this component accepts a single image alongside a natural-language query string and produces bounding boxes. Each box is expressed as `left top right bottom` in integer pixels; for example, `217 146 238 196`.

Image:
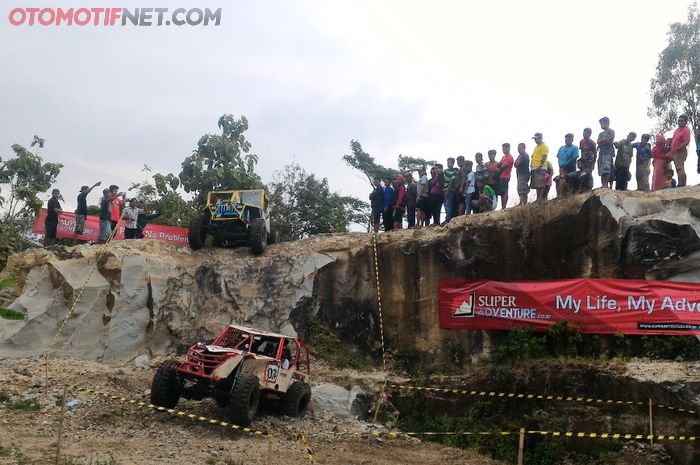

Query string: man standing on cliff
75 181 101 236
382 177 395 232
44 188 62 246
498 143 514 209
405 173 417 228
369 176 384 233
98 188 113 244
597 117 615 188
669 114 691 187
109 184 126 232
530 133 548 202
514 143 530 206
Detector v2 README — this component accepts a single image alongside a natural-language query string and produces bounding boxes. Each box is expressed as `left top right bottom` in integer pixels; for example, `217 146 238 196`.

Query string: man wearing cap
597 117 616 188
530 133 549 202
75 181 101 236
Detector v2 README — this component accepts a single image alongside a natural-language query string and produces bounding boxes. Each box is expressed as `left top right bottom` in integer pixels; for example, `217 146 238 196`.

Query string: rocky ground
0 355 502 465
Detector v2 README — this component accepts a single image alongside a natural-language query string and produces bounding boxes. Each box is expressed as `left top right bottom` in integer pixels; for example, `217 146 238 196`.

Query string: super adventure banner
33 209 189 246
439 279 700 335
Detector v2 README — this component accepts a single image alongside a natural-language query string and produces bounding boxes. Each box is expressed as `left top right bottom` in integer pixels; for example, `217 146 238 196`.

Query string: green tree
179 114 262 205
397 154 438 173
0 137 62 270
342 140 396 187
649 3 700 129
268 164 369 240
0 138 62 222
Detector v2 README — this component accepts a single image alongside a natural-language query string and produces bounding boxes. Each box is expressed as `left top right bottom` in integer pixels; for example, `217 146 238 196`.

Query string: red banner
33 209 189 246
439 279 700 335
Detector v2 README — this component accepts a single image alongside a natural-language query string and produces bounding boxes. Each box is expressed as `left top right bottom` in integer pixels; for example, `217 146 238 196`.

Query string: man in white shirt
123 199 145 239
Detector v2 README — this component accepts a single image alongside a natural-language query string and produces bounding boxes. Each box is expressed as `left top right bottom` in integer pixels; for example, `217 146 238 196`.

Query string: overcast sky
1 0 698 212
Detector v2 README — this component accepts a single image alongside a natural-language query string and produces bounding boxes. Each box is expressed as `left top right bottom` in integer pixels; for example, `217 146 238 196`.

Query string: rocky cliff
1 187 699 363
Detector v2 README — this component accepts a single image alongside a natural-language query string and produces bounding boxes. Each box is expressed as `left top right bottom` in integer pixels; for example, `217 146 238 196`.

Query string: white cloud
0 0 697 213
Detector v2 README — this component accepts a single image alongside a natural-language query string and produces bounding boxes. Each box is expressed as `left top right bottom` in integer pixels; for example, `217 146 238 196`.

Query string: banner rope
43 210 126 391
77 386 270 438
370 231 388 423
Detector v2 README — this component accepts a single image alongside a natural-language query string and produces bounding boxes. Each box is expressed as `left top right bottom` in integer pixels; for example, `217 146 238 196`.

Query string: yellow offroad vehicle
188 189 278 254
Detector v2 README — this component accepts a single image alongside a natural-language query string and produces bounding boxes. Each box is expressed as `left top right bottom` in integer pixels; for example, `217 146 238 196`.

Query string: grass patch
0 444 29 464
0 395 41 411
492 323 700 363
398 403 622 465
64 454 117 465
307 315 372 369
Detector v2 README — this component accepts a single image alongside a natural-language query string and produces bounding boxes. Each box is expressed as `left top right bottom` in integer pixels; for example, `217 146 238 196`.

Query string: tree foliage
649 3 700 129
0 139 63 222
179 115 262 205
268 164 369 241
0 136 61 270
398 155 438 172
343 140 439 187
342 140 396 187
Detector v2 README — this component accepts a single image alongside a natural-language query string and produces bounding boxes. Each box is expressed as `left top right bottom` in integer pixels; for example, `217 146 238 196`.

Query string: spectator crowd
370 116 700 231
43 181 159 246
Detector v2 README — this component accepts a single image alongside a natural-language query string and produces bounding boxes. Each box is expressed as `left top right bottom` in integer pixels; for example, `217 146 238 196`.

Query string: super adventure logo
452 292 550 320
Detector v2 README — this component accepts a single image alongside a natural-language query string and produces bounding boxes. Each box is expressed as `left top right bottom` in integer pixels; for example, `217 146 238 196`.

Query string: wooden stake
265 434 272 465
44 351 49 401
54 383 68 465
517 427 525 465
372 386 385 425
648 398 654 444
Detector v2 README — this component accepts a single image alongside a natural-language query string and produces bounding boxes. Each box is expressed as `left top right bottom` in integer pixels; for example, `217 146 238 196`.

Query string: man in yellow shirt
530 132 549 202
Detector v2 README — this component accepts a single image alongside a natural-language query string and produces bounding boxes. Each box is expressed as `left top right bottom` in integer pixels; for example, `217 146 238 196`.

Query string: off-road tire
188 213 208 250
230 373 260 426
267 228 280 245
281 381 311 417
249 218 267 255
150 360 181 408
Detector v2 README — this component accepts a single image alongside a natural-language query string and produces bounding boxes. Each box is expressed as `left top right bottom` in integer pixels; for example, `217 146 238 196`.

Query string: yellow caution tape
526 431 697 441
318 429 697 442
387 384 697 415
78 387 269 438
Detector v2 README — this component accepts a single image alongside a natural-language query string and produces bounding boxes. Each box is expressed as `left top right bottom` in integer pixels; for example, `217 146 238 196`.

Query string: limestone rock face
1 187 699 363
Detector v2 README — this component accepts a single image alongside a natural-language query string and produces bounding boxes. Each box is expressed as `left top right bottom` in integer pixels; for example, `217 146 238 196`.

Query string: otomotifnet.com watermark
8 7 222 26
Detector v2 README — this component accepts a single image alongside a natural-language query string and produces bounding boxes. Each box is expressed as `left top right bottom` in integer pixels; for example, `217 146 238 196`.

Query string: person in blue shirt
556 133 580 196
382 177 395 232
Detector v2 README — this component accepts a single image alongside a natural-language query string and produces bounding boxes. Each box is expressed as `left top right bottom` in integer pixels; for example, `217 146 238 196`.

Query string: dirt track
0 356 501 465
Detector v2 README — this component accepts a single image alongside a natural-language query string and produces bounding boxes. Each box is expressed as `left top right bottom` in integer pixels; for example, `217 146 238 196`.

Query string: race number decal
265 364 279 382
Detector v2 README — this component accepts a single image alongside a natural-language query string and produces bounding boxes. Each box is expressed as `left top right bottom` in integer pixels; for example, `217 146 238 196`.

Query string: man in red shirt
109 184 126 231
498 143 514 209
670 114 691 187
